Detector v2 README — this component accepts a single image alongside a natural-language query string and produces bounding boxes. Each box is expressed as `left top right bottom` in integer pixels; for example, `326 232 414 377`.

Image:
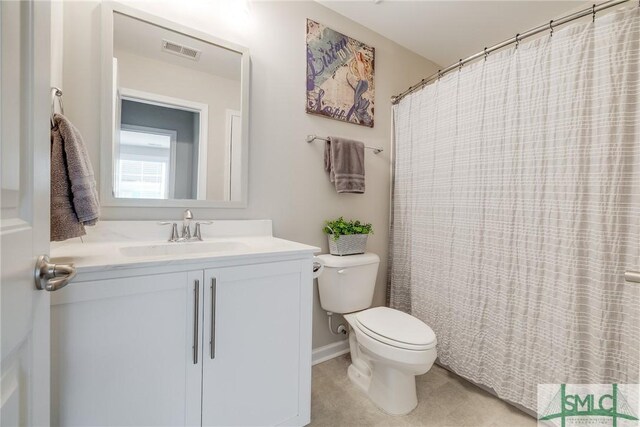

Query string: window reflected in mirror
116 127 174 200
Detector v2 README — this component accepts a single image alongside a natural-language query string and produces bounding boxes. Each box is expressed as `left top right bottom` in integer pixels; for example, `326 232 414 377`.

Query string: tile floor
310 354 536 427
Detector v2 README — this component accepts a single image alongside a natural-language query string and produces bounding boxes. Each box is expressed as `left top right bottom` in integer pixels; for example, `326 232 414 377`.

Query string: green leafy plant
323 217 373 241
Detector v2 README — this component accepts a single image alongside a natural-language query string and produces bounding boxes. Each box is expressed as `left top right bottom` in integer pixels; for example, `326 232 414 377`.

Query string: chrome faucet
182 209 193 239
160 209 212 242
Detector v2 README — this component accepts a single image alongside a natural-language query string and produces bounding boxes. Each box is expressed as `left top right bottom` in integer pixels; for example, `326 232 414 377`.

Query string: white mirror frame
100 2 250 208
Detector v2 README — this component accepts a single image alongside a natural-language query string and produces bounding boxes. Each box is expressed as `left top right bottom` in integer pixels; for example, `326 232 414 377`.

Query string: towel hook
50 87 64 128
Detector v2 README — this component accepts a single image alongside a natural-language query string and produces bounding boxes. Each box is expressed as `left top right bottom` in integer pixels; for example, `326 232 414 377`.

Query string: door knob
34 255 77 291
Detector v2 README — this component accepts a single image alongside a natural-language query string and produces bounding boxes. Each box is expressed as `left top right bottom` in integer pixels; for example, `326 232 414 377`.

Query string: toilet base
347 363 371 394
347 359 419 416
368 362 418 415
347 332 423 416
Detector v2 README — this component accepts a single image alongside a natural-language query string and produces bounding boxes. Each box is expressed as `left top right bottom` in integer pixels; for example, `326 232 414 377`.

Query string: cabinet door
201 261 311 426
51 271 204 426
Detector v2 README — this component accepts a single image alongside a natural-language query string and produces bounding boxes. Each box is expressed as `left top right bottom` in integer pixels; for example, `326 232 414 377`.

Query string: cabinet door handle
210 277 217 359
193 280 200 365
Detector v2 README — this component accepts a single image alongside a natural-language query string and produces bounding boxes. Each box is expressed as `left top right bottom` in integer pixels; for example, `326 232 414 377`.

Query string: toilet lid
355 307 436 349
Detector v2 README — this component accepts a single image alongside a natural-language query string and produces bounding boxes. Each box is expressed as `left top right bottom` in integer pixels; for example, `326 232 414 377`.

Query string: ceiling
114 12 242 81
318 1 589 67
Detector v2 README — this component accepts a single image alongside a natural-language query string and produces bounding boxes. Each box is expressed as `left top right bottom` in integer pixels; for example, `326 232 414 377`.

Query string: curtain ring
515 33 520 50
458 59 463 72
437 70 442 80
592 4 596 22
484 47 488 61
549 20 554 37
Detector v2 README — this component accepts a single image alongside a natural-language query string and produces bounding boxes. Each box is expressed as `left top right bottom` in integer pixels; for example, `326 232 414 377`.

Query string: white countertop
50 220 320 276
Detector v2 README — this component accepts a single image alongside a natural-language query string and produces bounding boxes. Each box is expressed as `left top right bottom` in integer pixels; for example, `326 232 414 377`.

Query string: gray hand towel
324 136 365 194
50 113 100 241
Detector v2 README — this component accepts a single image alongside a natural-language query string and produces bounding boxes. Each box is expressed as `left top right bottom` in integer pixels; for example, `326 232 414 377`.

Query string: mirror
102 5 249 207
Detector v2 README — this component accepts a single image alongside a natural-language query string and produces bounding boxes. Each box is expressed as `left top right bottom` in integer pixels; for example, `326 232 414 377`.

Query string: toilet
316 253 437 415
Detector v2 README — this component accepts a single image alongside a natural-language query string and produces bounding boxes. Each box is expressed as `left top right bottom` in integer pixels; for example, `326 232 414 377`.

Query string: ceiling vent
161 39 201 61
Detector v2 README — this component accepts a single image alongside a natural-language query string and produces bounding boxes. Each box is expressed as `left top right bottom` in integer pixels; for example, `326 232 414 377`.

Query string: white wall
62 0 439 349
115 49 241 200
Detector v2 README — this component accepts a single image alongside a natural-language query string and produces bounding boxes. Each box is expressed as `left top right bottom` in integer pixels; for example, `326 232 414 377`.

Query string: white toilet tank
316 253 380 314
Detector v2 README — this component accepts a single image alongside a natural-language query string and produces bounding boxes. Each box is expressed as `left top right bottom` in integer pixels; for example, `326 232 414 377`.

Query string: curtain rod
391 0 633 105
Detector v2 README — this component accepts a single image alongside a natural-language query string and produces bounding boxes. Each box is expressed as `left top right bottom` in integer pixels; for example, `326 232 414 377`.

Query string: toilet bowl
316 253 437 415
344 307 437 415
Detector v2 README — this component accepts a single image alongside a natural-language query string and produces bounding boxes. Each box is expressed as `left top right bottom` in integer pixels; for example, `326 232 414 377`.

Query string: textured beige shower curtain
390 6 640 412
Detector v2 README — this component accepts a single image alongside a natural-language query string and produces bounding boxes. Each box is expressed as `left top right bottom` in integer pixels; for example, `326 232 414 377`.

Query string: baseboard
312 339 350 365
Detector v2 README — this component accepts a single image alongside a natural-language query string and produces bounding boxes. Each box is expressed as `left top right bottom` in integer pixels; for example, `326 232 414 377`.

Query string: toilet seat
353 307 437 351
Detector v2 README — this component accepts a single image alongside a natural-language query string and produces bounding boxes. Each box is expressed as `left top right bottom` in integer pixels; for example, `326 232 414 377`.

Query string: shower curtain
390 6 639 412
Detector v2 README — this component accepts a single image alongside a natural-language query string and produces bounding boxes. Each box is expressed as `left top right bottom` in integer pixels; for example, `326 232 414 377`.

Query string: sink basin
119 241 250 258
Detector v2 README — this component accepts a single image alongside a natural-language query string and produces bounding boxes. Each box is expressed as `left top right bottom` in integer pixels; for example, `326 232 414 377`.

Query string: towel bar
306 135 383 154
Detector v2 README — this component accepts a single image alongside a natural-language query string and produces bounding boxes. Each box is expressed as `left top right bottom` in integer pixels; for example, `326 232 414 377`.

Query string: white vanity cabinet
51 270 204 426
201 262 309 426
51 257 313 427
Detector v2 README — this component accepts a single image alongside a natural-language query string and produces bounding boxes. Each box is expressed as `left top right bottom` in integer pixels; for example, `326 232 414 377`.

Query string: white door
1 1 52 426
201 262 304 426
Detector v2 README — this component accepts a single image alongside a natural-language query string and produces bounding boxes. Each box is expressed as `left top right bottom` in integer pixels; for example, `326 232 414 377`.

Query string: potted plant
323 217 373 256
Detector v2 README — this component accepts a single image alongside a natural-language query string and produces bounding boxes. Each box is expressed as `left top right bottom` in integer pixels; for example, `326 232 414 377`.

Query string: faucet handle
158 222 180 242
193 221 213 241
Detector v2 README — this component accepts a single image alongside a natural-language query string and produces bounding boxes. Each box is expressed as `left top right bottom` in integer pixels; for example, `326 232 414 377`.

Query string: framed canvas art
306 19 375 127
